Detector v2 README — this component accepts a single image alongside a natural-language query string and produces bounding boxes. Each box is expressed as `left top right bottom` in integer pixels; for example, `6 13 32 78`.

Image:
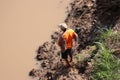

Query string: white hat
58 23 68 29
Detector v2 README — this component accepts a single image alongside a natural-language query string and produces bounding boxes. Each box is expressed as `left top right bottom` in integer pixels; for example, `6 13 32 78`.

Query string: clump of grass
99 28 113 41
89 28 120 80
75 53 85 62
97 28 120 49
91 36 120 80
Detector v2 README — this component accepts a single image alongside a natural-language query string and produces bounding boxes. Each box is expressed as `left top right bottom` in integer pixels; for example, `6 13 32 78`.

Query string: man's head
58 23 68 32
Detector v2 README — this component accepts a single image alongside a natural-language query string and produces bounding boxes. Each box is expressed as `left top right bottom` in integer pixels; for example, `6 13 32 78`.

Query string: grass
91 42 120 80
74 28 120 80
75 53 86 62
91 28 120 80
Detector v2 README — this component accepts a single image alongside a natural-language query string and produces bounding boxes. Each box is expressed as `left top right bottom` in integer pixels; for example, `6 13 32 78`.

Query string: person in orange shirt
57 23 78 67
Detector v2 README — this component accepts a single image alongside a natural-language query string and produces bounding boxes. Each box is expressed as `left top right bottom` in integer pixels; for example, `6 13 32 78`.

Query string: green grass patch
90 28 120 80
91 42 120 80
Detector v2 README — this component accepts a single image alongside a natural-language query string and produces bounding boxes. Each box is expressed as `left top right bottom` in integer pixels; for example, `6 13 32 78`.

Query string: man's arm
57 35 62 47
57 34 65 50
74 32 78 46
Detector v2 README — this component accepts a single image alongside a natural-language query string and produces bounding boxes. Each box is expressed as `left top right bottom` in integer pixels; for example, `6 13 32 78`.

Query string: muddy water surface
0 0 70 80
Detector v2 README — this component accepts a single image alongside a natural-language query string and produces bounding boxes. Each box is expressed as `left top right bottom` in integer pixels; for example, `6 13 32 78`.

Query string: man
57 23 78 67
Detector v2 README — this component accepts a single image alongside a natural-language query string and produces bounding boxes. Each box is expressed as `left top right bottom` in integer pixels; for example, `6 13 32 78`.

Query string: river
0 0 70 80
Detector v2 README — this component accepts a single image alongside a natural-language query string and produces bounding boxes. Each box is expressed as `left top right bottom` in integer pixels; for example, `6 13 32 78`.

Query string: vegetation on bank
90 28 120 80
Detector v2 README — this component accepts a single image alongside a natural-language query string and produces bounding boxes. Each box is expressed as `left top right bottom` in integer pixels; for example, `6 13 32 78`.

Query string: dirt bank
29 0 120 80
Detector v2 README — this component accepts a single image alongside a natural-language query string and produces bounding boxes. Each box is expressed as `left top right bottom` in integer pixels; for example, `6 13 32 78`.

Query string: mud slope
29 0 120 80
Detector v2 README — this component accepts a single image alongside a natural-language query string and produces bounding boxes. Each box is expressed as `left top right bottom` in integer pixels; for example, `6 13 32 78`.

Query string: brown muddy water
0 0 71 80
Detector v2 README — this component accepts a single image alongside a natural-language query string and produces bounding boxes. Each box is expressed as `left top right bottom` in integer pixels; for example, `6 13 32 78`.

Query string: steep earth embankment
29 0 120 80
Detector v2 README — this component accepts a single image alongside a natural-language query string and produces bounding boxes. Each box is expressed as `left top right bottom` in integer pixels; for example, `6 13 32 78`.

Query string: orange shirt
63 29 76 49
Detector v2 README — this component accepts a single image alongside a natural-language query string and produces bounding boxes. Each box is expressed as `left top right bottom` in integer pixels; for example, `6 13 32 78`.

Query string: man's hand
75 42 78 47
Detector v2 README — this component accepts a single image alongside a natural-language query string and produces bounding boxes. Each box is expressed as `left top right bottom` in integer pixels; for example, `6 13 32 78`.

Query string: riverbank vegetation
91 28 120 80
